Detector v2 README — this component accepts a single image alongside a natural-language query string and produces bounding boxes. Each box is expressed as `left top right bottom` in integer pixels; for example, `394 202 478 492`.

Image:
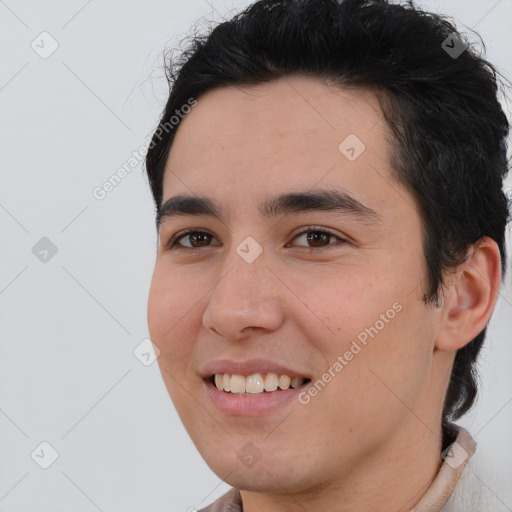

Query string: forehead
162 76 397 216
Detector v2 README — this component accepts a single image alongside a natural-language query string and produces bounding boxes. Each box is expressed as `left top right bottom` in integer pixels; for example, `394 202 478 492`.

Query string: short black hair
145 0 510 422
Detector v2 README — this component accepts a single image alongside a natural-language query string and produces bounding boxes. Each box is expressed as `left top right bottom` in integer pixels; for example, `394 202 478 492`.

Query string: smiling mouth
210 372 311 395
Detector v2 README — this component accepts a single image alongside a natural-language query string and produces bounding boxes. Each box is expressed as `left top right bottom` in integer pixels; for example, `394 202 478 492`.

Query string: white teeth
212 372 306 393
230 374 246 394
245 373 264 393
264 372 279 391
290 376 302 388
278 375 291 390
214 374 223 391
222 373 231 392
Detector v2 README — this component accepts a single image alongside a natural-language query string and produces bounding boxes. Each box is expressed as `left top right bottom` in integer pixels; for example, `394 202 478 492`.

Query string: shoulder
441 445 509 512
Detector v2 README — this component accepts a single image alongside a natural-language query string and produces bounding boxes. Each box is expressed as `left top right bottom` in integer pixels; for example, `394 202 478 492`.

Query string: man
144 0 510 510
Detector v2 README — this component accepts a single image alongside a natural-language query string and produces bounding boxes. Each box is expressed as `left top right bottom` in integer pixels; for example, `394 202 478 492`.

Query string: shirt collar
410 424 476 512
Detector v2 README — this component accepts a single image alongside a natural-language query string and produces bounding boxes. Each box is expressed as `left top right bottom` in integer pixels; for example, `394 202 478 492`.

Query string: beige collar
410 425 476 512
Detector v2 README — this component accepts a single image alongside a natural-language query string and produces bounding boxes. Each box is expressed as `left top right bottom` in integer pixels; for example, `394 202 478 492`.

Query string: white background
1 0 511 510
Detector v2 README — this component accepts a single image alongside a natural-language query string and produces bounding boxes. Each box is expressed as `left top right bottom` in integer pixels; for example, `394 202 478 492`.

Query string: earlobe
434 237 502 352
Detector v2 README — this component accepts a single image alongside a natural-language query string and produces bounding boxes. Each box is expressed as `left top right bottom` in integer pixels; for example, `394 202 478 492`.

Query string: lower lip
204 379 308 416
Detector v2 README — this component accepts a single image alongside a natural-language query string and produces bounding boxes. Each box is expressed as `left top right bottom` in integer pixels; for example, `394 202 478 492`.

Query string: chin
199 445 318 495
222 469 305 494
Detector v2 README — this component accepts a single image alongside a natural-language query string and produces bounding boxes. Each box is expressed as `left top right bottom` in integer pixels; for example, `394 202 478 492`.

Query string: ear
435 237 502 351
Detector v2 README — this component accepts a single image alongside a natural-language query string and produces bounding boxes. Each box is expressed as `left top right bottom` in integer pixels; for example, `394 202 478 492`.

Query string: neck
240 419 444 512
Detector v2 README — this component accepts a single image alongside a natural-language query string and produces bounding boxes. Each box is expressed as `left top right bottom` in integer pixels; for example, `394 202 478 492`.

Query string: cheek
147 262 198 364
148 265 201 422
302 263 434 414
299 270 401 353
335 301 435 417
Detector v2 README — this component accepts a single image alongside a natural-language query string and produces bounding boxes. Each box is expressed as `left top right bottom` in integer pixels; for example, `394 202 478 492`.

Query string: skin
147 76 501 512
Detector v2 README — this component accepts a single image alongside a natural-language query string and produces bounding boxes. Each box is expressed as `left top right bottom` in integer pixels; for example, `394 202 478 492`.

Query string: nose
202 247 285 341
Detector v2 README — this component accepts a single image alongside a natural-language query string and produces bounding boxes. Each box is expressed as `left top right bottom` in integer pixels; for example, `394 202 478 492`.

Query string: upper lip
201 358 312 379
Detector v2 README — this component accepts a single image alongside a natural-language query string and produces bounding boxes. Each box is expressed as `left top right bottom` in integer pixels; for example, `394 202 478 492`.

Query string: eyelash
166 226 348 252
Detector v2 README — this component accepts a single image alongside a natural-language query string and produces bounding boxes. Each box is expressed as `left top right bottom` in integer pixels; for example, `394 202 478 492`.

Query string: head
145 0 509 496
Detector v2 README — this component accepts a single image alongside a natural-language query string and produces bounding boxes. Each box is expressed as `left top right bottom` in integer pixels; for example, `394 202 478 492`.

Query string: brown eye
292 227 345 249
171 230 219 249
305 231 331 247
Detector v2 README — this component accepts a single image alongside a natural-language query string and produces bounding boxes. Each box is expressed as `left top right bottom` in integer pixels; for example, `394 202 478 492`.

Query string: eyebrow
157 189 381 229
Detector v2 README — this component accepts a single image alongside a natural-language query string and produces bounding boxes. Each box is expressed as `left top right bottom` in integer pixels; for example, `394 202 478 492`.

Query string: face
147 76 446 494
